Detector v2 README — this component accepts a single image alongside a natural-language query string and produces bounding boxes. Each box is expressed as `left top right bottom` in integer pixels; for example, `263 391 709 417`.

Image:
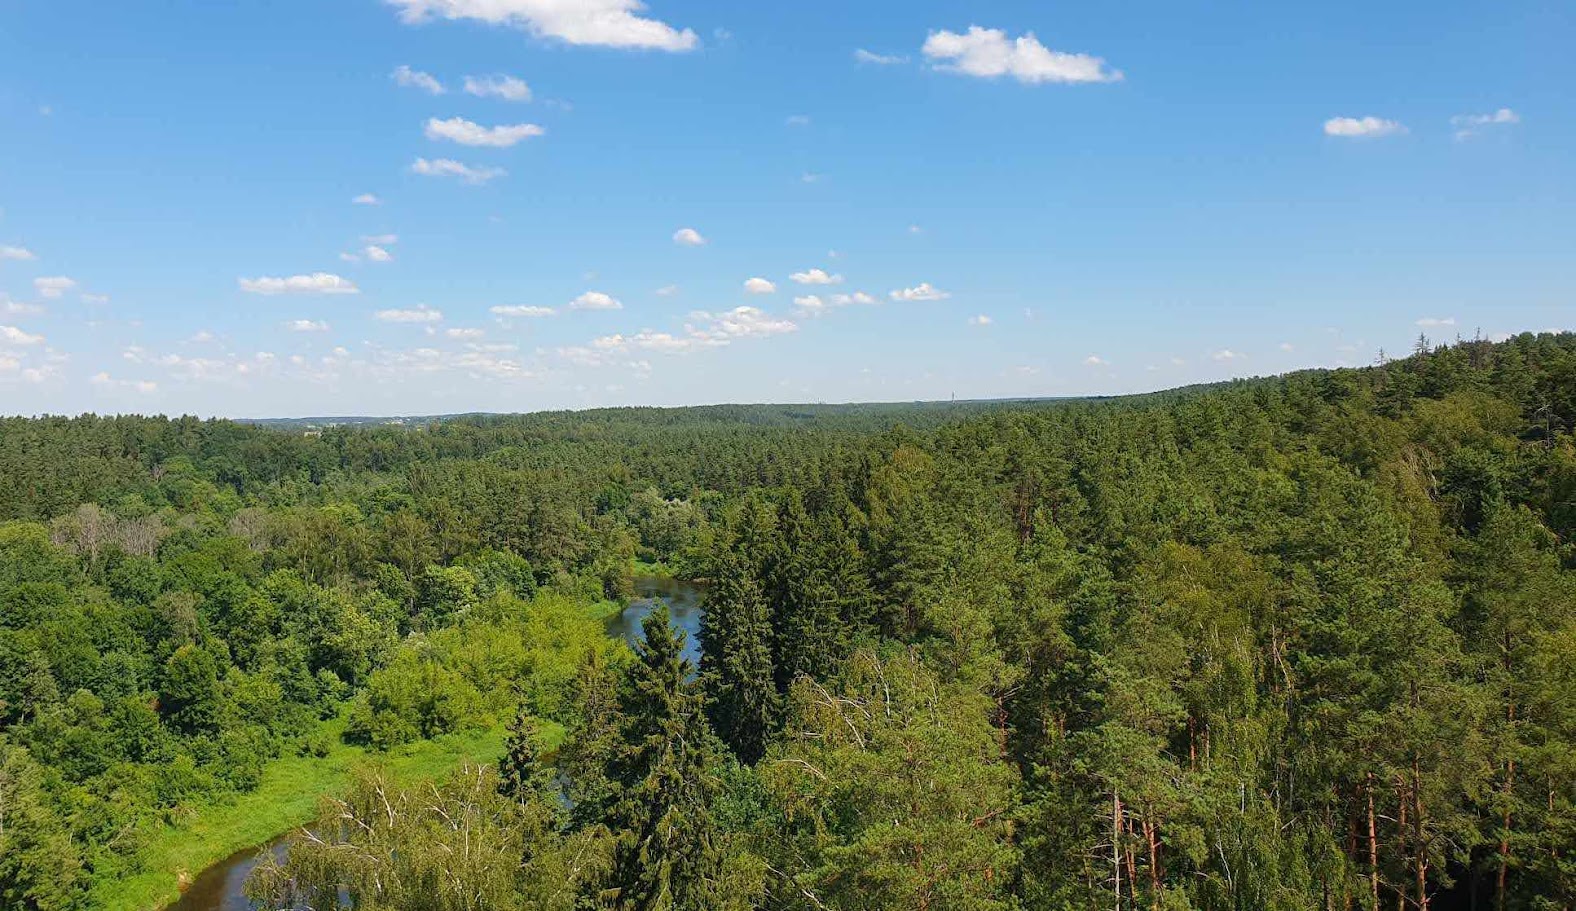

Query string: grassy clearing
92 716 517 911
631 558 677 580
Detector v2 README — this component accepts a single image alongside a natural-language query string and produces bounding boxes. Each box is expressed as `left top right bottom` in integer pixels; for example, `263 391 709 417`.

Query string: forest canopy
2 331 1575 910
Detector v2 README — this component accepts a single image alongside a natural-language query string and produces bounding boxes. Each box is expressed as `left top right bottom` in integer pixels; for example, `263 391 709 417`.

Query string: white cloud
1 296 43 316
362 233 399 245
790 267 843 285
672 227 707 247
388 0 699 52
424 116 544 147
490 304 556 317
81 292 110 304
969 314 992 326
1323 116 1406 138
91 371 157 394
445 327 486 339
285 319 330 332
34 276 77 299
411 157 507 184
0 325 45 345
831 291 876 306
339 252 361 264
743 277 777 295
785 114 811 127
1083 354 1107 366
1452 108 1518 140
392 64 445 95
239 273 360 295
1279 342 1294 352
376 305 444 323
696 306 796 340
363 245 395 263
1210 349 1244 362
570 291 622 311
1 245 36 261
890 281 949 301
352 193 382 206
464 73 532 101
792 294 827 315
655 284 679 297
1416 316 1456 328
922 26 1122 84
854 48 907 65
800 172 821 184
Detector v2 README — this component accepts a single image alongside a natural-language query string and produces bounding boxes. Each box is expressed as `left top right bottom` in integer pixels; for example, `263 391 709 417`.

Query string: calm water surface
603 576 707 668
166 576 705 911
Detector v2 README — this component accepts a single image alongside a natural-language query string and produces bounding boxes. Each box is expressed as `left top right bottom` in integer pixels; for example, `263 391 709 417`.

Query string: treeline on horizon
1 330 1573 911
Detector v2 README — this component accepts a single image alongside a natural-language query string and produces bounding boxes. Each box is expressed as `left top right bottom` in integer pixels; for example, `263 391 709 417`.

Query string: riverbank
92 714 522 911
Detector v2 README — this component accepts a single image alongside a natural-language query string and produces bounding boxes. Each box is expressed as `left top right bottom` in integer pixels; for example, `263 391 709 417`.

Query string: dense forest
2 331 1574 911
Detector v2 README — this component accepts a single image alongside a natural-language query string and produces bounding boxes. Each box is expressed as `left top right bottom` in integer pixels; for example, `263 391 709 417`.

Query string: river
163 576 704 911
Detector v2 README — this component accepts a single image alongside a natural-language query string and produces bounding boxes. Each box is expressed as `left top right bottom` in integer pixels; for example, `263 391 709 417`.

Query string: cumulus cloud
445 327 486 339
424 116 544 147
376 304 444 323
922 26 1122 84
352 193 382 205
743 277 777 295
1416 316 1456 328
1 245 36 261
91 372 157 394
285 319 330 332
1083 355 1107 366
387 0 700 52
1452 108 1518 140
34 276 77 299
672 227 707 247
890 282 949 301
464 73 532 101
1210 349 1244 362
239 273 360 295
831 291 877 306
1323 116 1406 138
570 291 622 311
854 48 906 65
0 325 45 345
411 157 507 184
392 64 445 94
362 245 394 263
654 284 680 297
969 314 992 326
1 296 44 316
790 267 843 285
81 293 110 304
792 295 827 315
490 304 556 317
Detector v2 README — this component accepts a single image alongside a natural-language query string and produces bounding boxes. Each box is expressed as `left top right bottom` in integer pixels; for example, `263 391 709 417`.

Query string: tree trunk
1368 773 1381 911
1113 790 1123 911
1414 758 1429 911
1144 816 1162 911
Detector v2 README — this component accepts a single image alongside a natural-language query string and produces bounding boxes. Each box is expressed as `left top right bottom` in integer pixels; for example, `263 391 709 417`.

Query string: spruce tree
499 707 560 812
598 608 723 910
700 549 779 764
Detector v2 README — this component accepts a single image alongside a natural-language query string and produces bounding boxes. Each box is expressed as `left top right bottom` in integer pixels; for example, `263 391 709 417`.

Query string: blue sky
1 0 1571 417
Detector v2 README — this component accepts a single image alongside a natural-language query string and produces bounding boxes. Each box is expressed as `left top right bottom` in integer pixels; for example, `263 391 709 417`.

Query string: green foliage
3 333 1576 910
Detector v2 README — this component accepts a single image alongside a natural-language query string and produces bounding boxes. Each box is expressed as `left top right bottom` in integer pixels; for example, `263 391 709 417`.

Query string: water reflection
603 576 706 671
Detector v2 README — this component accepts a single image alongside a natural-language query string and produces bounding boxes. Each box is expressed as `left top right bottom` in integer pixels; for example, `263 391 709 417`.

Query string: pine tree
700 549 780 764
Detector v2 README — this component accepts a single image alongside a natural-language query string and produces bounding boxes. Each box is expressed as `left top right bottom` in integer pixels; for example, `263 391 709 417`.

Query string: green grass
631 558 676 579
91 715 522 911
